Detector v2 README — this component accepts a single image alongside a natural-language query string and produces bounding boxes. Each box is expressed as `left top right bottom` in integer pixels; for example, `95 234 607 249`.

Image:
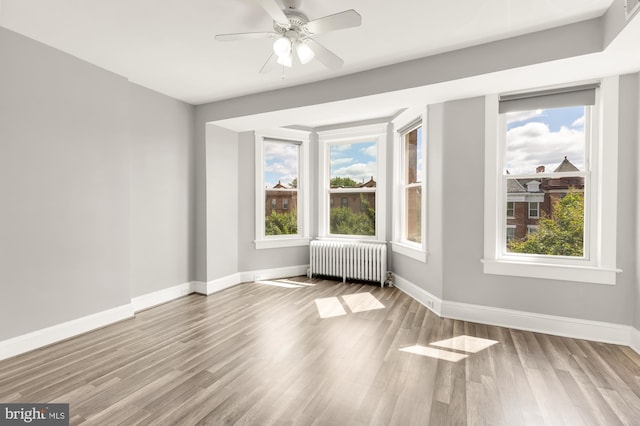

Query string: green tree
509 190 584 256
330 194 375 236
289 178 297 188
265 211 297 236
330 176 358 187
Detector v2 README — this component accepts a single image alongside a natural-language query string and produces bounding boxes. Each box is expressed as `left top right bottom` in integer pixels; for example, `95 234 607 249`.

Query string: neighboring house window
317 123 387 240
254 129 310 249
506 226 516 242
483 78 620 285
506 202 515 218
391 109 427 261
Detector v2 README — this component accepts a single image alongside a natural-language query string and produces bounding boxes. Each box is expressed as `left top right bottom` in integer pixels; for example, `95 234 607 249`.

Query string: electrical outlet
426 300 434 309
181 288 189 296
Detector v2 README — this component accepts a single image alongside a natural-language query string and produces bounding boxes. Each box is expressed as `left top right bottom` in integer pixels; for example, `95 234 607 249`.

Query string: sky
505 106 585 175
264 141 298 188
330 141 377 183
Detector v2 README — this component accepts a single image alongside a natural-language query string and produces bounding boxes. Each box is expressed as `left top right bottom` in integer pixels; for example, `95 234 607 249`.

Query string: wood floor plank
1 277 639 425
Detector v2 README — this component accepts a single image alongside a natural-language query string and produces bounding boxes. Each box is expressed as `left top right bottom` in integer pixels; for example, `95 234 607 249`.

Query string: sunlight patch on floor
430 335 499 353
399 345 468 362
315 297 347 318
256 280 305 288
341 292 385 313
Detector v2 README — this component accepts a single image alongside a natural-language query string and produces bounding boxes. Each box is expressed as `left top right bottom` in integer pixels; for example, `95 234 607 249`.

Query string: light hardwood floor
1 277 640 425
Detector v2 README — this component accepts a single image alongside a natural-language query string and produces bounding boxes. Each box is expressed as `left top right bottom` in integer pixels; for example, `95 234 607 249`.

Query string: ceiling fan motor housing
273 9 310 35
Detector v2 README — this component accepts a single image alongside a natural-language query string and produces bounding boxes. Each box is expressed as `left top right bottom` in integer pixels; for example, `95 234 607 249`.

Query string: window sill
481 259 621 285
391 242 427 263
254 237 310 250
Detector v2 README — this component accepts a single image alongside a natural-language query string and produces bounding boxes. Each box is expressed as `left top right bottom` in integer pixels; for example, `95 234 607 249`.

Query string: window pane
264 141 298 236
506 184 585 257
330 141 377 186
405 186 421 243
330 192 375 236
404 127 422 184
506 202 515 218
505 106 586 175
329 140 377 236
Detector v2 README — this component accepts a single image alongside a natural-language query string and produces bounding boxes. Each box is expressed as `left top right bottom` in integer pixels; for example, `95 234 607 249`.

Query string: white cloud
362 144 377 158
506 122 585 175
571 115 585 128
333 162 377 183
331 157 353 166
506 109 543 125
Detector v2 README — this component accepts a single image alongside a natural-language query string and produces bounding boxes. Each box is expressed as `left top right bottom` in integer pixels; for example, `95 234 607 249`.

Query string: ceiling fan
215 0 361 73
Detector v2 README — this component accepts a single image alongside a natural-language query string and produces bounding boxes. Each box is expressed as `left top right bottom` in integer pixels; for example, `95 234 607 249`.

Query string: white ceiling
0 0 617 105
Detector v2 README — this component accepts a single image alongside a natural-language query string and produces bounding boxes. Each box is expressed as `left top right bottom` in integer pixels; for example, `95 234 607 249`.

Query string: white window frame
391 107 428 262
528 202 540 219
527 225 539 234
255 128 310 249
317 123 387 241
482 77 621 285
506 225 516 243
506 202 515 219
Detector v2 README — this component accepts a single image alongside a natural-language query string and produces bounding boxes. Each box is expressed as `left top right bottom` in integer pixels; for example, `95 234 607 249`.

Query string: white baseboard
195 265 309 296
0 304 134 362
393 274 442 315
392 274 636 349
132 282 194 312
441 300 631 346
197 273 243 295
242 264 309 283
631 327 640 355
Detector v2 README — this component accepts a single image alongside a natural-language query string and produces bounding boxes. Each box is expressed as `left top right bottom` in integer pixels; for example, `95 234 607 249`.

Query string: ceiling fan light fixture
276 51 293 67
273 36 292 57
295 41 315 64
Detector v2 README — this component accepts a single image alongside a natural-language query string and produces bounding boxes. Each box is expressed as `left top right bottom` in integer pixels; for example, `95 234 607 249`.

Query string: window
483 78 621 285
506 226 516 242
391 108 427 261
255 129 310 249
506 202 515 218
317 123 387 240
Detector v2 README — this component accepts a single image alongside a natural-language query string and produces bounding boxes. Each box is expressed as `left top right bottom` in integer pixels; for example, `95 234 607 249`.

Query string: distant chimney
536 165 545 174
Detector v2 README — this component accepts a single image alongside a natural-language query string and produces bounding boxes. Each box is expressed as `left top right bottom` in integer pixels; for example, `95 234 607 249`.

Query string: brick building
507 157 584 242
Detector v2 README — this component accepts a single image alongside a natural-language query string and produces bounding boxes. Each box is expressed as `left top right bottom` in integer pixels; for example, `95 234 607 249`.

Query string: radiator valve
385 271 394 287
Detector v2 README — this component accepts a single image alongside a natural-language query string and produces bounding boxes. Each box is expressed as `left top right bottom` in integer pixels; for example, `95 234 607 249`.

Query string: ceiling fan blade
305 10 361 34
251 0 290 28
215 32 279 41
305 39 344 70
259 52 278 74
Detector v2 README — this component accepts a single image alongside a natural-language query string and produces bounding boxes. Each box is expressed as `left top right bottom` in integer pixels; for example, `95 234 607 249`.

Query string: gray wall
0 27 196 340
205 124 239 280
128 84 195 297
0 27 131 339
236 131 309 272
438 80 637 325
